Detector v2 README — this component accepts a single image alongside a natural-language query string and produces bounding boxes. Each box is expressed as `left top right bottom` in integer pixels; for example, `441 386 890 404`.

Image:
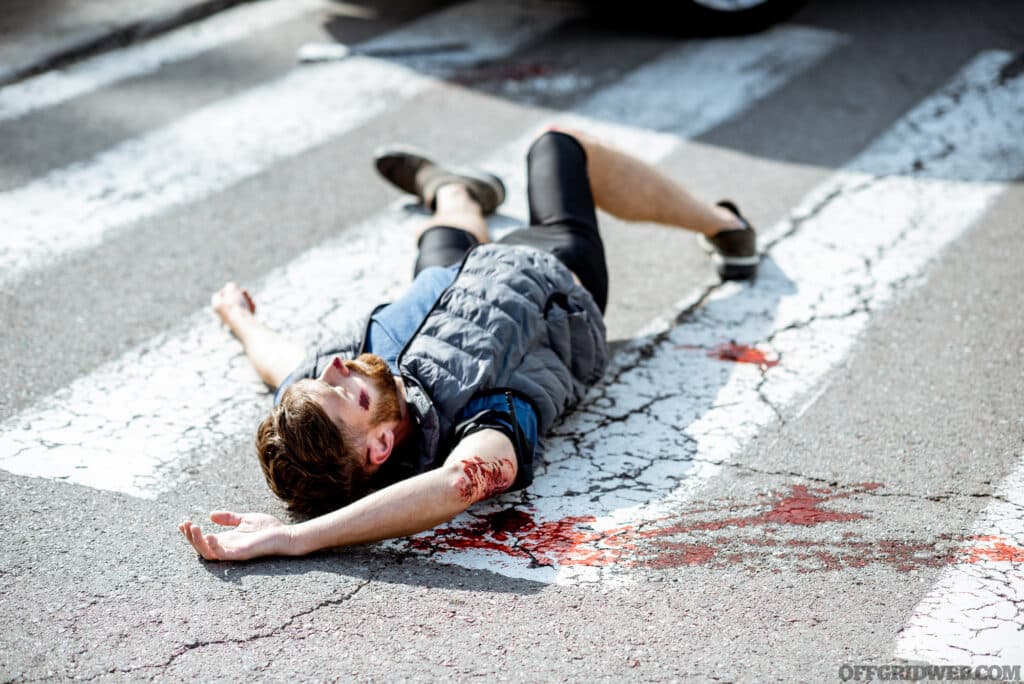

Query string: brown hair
255 381 372 517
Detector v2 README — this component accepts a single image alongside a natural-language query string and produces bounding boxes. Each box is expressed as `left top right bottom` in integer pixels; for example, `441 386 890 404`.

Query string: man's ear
366 426 395 466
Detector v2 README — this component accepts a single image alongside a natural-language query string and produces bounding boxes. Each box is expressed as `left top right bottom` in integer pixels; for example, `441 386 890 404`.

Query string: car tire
589 0 807 36
681 0 807 33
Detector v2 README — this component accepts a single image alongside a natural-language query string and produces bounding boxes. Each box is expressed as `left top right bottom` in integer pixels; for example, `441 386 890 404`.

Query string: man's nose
319 356 348 385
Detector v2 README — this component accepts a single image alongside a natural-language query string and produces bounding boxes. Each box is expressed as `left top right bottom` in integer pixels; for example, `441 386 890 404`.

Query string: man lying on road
179 127 758 561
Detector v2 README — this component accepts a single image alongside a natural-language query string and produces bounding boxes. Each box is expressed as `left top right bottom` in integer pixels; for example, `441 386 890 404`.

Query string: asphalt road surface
2 0 1023 680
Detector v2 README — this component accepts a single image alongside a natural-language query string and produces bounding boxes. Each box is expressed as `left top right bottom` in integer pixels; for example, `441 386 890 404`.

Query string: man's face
305 353 403 435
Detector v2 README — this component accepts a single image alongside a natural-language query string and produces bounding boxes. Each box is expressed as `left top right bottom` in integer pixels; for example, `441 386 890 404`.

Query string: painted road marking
0 26 841 498
0 0 324 123
0 0 574 288
490 24 842 236
393 51 1024 585
895 460 1024 665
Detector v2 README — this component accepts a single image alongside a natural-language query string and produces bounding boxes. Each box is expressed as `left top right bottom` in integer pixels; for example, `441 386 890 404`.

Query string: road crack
71 577 374 680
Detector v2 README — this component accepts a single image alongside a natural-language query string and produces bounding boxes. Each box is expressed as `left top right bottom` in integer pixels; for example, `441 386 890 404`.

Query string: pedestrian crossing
0 0 1021 666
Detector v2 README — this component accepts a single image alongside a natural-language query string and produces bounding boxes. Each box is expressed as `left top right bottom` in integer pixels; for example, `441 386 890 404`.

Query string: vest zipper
505 390 526 462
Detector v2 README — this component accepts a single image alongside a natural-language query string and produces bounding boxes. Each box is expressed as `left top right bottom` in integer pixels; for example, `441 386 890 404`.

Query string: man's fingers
188 524 216 560
187 523 203 551
209 511 242 527
206 535 234 561
183 523 205 557
192 527 214 559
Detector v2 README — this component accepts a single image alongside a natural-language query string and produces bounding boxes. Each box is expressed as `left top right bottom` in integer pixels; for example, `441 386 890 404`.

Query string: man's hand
211 281 255 328
208 281 304 387
179 511 293 561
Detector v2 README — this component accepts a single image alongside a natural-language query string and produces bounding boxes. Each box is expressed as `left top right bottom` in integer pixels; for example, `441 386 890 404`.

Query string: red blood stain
455 456 516 503
709 342 779 369
644 543 717 569
632 483 963 572
963 535 1024 563
775 538 955 573
410 482 968 573
410 508 628 567
639 484 875 538
358 389 370 411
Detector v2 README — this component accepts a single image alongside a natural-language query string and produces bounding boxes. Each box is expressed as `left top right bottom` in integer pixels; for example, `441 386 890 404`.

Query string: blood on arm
454 455 516 504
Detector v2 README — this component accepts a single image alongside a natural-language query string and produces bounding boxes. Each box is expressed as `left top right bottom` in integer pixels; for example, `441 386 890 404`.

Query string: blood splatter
409 482 967 573
708 341 779 369
639 484 877 538
644 543 717 568
455 456 515 503
963 535 1024 563
410 507 628 567
241 289 255 314
771 538 955 573
632 482 961 572
358 389 370 411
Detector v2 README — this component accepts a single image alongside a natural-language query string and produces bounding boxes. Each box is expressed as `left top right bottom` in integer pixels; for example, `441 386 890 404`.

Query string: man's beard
344 353 403 427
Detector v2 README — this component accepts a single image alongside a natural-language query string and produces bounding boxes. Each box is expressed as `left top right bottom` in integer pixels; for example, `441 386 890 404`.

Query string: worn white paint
582 25 843 137
0 0 575 287
493 24 843 238
0 26 842 502
895 457 1024 665
0 0 325 123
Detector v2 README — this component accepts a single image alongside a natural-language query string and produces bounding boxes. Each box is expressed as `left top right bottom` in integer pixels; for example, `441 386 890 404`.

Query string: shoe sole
698 234 760 280
373 145 431 197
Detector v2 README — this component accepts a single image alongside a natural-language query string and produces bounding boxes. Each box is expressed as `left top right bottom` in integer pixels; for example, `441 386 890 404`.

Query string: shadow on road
195 545 549 594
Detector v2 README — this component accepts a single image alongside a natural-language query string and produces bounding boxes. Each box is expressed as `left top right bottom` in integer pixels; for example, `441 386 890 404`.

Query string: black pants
415 131 609 313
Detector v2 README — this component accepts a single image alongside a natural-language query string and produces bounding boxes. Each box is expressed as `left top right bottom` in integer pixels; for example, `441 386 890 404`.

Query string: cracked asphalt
2 0 1023 680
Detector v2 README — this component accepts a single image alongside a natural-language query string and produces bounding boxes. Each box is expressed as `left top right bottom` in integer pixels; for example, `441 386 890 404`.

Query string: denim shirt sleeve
451 391 539 492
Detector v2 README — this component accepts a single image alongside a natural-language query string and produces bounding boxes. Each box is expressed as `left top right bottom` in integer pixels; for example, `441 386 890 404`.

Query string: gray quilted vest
339 244 608 473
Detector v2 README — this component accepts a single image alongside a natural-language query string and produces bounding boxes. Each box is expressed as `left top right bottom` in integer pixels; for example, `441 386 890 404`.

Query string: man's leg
551 126 742 236
500 130 610 311
419 184 489 243
374 147 507 275
411 185 490 275
551 126 758 280
212 282 305 389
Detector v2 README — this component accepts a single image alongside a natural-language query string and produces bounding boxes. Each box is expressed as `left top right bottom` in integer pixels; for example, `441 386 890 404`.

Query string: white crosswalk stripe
0 0 575 288
0 0 325 123
895 460 1024 664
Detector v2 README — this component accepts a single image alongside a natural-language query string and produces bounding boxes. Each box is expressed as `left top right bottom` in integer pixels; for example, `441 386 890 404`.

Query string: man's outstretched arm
180 428 516 561
211 281 305 389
